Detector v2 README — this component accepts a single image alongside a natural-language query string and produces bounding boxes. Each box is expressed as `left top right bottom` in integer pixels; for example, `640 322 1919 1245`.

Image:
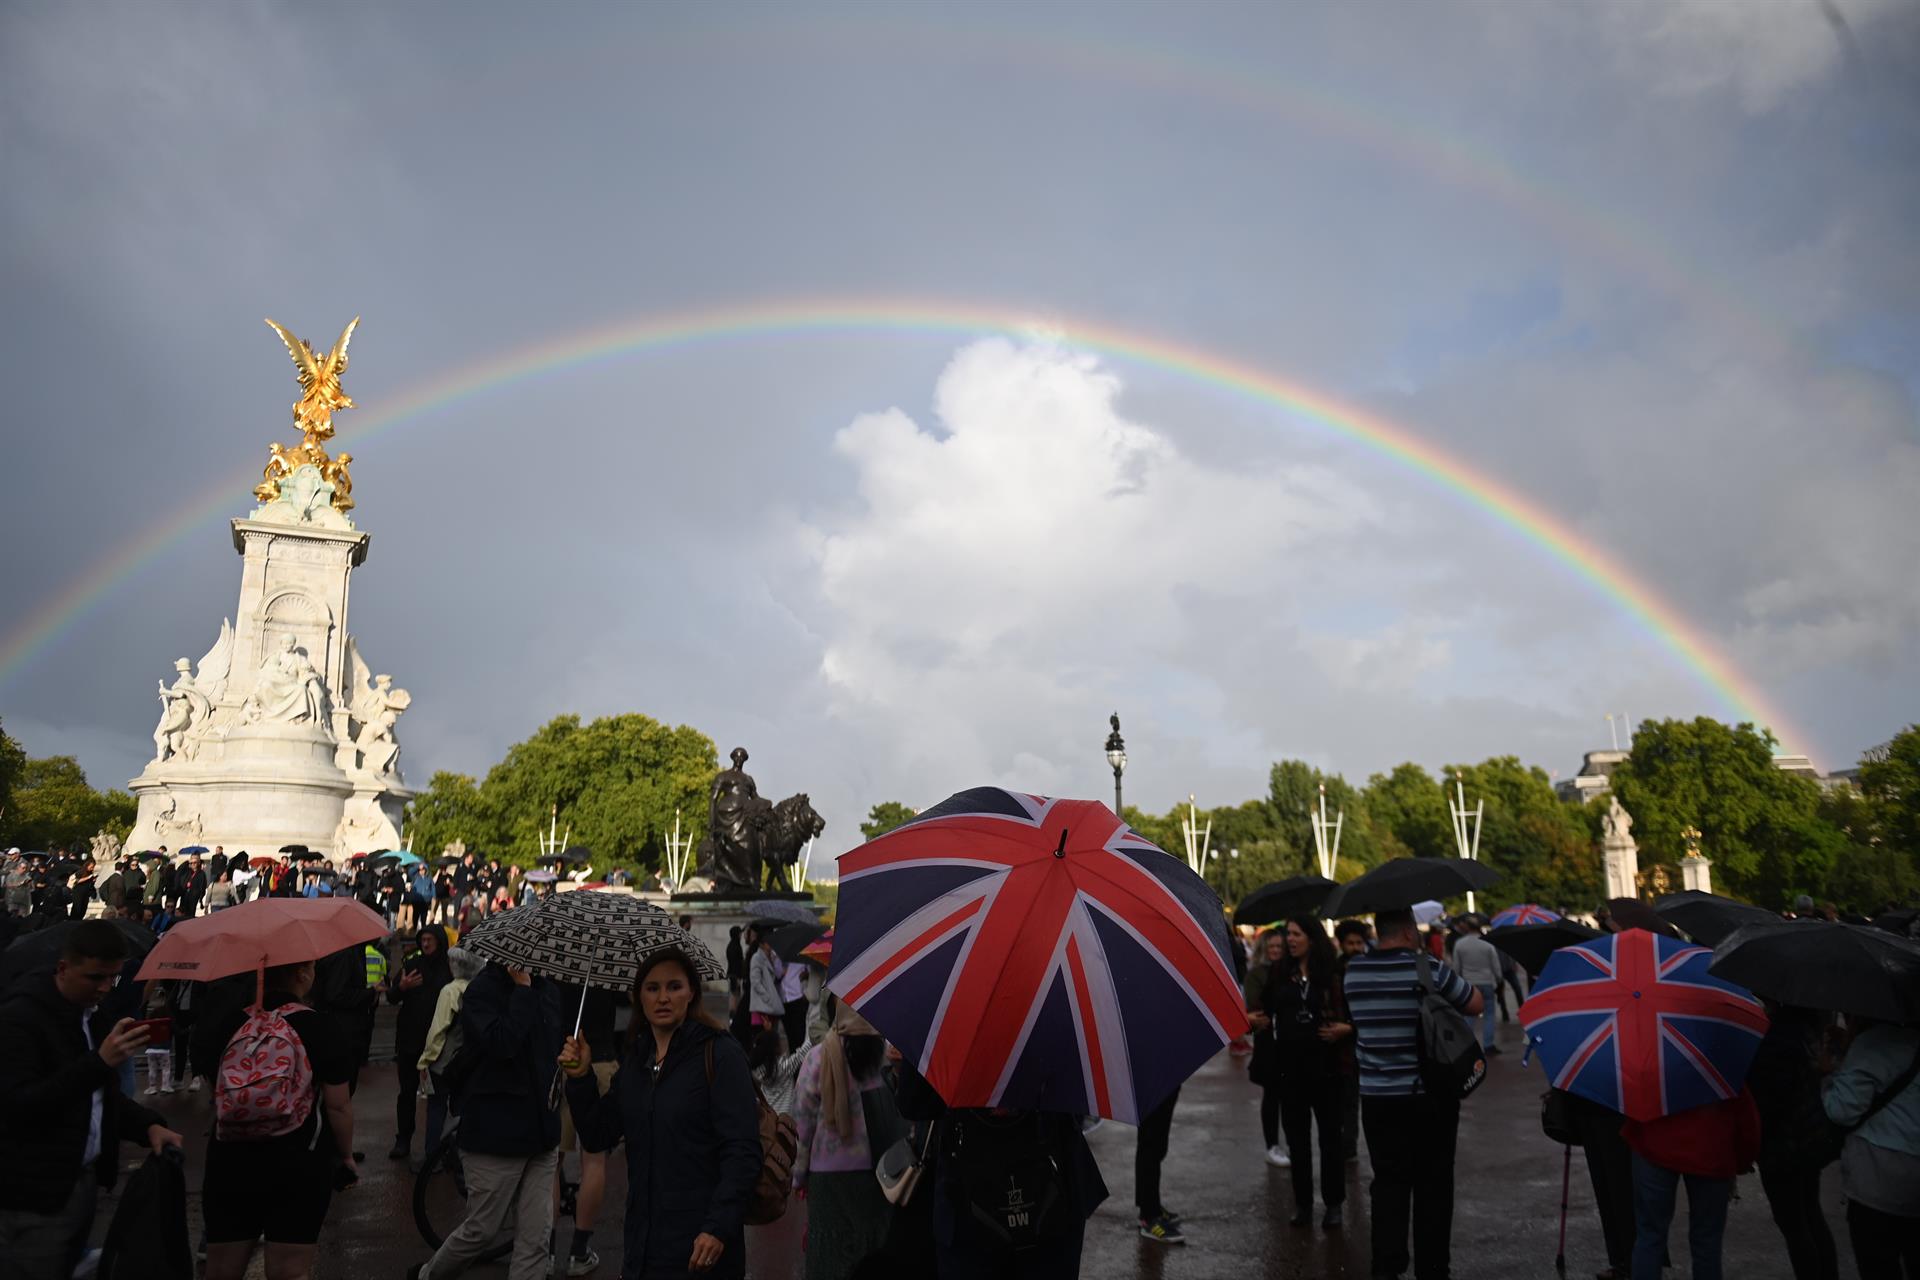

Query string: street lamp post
1104 712 1127 814
1208 845 1241 900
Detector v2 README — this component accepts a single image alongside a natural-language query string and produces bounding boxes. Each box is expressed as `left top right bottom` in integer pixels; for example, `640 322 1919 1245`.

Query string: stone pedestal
129 478 413 862
1680 855 1713 894
1600 795 1640 902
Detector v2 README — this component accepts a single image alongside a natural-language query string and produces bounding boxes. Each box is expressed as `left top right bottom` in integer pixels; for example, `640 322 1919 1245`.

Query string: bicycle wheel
413 1127 513 1263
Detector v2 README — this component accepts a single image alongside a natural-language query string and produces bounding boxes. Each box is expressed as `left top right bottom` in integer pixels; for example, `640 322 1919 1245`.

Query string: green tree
1606 718 1833 908
859 801 919 841
2 756 136 851
0 719 26 834
1364 763 1455 861
1857 725 1920 857
1267 761 1388 871
1445 756 1597 909
404 714 718 873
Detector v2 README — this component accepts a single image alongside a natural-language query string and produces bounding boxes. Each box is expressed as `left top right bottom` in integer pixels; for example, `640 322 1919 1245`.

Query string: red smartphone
129 1017 173 1045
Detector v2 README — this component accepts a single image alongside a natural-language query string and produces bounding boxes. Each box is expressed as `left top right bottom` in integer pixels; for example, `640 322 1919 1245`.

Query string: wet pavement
99 1008 1830 1278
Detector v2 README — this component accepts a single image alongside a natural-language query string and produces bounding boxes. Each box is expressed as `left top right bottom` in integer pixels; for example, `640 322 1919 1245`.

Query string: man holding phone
0 920 184 1279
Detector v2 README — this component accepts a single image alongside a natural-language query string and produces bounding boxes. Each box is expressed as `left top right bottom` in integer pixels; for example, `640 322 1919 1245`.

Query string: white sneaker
144 1085 159 1096
188 1077 203 1092
1266 1145 1291 1168
566 1251 600 1277
160 1083 176 1094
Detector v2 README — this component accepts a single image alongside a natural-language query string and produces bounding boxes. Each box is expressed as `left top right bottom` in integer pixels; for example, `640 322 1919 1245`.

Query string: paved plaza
104 1007 1832 1280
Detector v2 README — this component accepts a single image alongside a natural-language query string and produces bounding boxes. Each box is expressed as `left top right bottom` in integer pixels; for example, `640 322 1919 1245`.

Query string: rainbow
0 299 1803 751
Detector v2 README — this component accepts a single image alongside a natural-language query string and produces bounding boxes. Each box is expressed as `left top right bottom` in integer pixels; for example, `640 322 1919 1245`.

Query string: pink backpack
214 1002 318 1142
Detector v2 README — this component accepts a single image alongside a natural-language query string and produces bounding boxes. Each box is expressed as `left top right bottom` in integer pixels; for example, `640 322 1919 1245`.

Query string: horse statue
759 793 826 892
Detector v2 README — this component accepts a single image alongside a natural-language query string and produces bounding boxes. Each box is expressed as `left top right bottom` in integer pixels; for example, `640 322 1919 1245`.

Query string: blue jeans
1631 1152 1731 1280
1474 984 1497 1049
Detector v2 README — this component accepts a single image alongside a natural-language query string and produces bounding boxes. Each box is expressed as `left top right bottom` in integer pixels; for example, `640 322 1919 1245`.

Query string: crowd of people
1 851 1916 1280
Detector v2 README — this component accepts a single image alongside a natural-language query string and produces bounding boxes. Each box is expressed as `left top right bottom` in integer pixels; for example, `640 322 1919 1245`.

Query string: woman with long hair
1261 917 1353 1229
559 949 761 1278
791 1000 897 1278
1243 929 1291 1169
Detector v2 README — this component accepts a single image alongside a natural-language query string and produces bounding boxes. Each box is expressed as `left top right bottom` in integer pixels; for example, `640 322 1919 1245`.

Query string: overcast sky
3 1 1917 847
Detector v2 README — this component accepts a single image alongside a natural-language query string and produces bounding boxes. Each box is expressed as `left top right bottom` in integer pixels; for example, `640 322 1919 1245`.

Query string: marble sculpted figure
153 659 211 762
245 634 329 728
1602 795 1633 843
351 674 411 776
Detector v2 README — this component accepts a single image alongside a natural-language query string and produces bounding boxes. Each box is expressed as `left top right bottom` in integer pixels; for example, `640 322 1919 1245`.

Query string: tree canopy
859 801 918 841
0 751 137 852
404 714 717 873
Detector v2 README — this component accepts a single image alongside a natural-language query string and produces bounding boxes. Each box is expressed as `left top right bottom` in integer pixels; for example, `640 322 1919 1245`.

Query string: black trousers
395 1062 420 1140
1260 1083 1282 1148
1279 1072 1345 1209
1342 1073 1361 1159
1134 1087 1180 1218
1758 1158 1837 1280
1572 1102 1636 1272
1362 1092 1460 1280
1846 1201 1920 1280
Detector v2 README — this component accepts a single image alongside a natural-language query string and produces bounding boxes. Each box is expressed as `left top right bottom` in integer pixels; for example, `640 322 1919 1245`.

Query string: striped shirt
1344 946 1476 1097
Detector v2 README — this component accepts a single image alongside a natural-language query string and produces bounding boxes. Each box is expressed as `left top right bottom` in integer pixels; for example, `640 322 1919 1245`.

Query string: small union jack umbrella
1491 904 1561 928
1519 928 1769 1122
827 787 1247 1123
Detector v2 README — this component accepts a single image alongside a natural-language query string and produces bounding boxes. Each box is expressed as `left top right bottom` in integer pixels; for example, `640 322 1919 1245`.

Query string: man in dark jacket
0 920 183 1278
96 861 128 916
408 962 564 1280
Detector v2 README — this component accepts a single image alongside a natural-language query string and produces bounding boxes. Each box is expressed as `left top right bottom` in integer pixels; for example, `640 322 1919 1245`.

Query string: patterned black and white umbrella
461 890 725 993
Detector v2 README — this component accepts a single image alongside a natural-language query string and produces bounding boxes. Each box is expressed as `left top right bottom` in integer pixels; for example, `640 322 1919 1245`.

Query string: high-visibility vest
364 944 389 987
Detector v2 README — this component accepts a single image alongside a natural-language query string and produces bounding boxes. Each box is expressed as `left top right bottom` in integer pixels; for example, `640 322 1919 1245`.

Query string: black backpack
1414 948 1486 1100
950 1112 1063 1251
98 1149 192 1280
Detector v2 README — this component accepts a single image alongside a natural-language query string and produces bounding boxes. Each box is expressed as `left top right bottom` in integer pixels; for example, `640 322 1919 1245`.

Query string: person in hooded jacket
560 948 761 1279
408 960 566 1280
388 925 453 1162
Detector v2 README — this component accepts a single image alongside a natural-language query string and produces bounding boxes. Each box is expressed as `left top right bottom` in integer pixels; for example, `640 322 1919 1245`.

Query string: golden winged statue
254 317 362 513
266 316 359 441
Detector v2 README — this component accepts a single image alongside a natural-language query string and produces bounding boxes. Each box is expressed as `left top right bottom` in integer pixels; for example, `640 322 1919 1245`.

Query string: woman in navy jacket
560 949 761 1278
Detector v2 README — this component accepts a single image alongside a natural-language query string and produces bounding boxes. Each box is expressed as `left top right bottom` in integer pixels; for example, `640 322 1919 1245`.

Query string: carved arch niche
255 590 335 678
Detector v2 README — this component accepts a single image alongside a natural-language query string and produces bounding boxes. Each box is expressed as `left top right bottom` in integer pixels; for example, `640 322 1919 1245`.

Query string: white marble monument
1600 795 1639 901
128 317 413 861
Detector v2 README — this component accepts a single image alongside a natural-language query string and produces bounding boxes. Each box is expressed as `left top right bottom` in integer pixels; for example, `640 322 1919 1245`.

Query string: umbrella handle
571 982 587 1042
1555 1142 1571 1275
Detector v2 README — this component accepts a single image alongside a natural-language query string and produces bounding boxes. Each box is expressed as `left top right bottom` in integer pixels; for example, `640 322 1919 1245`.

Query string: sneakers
160 1083 176 1095
1265 1144 1291 1168
144 1085 159 1096
565 1250 600 1277
1138 1213 1185 1245
1323 1203 1345 1230
187 1076 203 1092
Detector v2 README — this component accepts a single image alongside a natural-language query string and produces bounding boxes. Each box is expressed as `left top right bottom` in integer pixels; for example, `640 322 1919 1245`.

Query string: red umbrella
800 928 834 965
136 898 388 985
827 787 1246 1122
248 856 278 870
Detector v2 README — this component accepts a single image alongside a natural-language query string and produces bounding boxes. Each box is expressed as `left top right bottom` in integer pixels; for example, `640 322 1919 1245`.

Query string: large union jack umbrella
1491 904 1561 928
1518 928 1769 1122
827 787 1247 1123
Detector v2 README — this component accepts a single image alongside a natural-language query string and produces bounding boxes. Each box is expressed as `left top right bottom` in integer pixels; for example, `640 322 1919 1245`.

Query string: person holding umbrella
1345 906 1484 1280
1253 917 1353 1229
557 947 761 1280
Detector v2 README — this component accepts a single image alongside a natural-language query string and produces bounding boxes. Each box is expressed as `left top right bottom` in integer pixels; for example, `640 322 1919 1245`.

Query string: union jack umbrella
1491 904 1561 928
827 787 1247 1123
1518 928 1769 1122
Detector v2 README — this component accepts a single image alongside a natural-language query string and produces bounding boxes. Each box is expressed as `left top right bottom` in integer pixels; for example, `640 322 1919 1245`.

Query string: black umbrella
1653 890 1782 947
436 855 462 867
769 921 828 962
1234 875 1338 927
560 845 593 864
1604 898 1677 936
48 860 80 881
1 917 159 992
1321 858 1499 917
1487 920 1603 979
1710 920 1920 1024
279 844 310 855
536 853 571 867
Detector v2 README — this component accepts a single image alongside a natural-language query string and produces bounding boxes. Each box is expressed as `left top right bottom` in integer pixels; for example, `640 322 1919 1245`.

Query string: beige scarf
818 1000 879 1142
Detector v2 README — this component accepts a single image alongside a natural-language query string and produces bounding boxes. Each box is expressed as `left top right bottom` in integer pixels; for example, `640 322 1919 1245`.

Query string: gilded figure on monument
253 317 361 514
